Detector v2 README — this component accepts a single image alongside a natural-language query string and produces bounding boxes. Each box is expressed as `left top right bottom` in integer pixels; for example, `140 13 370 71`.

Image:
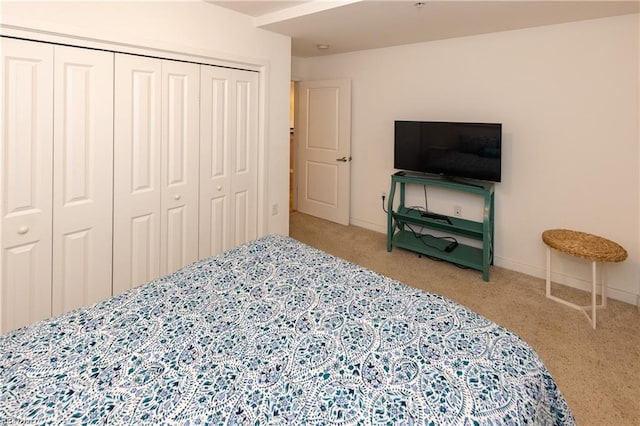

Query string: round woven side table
542 229 627 328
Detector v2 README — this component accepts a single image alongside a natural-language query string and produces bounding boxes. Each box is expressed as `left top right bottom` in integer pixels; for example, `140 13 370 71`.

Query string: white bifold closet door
113 54 199 295
113 54 161 296
1 39 54 333
1 38 261 332
52 46 114 316
1 39 114 333
160 60 200 275
199 66 259 258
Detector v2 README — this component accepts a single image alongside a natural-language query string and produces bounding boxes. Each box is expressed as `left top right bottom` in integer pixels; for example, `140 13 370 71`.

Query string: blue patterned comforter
0 235 574 425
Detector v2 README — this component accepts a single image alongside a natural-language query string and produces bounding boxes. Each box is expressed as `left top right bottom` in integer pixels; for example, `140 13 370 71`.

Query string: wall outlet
272 203 278 215
454 205 462 217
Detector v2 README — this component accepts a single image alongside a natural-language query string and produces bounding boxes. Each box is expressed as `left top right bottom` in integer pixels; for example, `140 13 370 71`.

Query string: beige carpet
290 212 640 426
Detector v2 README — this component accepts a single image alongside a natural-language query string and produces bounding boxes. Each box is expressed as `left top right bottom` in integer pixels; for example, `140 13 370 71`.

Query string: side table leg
591 261 597 329
546 246 551 298
602 265 607 309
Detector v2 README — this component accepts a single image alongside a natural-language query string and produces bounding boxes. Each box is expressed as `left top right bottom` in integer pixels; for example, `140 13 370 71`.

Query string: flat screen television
394 120 502 182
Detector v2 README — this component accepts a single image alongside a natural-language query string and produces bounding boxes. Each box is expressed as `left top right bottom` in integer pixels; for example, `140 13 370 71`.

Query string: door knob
18 226 29 235
217 186 222 191
174 194 181 201
336 156 352 162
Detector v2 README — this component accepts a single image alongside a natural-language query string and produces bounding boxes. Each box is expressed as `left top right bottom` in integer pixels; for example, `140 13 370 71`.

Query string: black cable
406 223 457 243
405 206 425 214
387 184 466 264
421 254 445 262
404 224 466 264
403 222 457 252
386 189 458 254
453 263 470 270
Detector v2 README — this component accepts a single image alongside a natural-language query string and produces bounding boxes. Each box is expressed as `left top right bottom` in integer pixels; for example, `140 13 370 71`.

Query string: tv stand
397 171 485 188
440 175 485 189
386 173 495 281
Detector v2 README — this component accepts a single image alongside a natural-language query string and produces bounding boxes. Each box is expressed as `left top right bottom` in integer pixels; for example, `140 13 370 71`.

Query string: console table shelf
386 173 495 281
393 207 484 239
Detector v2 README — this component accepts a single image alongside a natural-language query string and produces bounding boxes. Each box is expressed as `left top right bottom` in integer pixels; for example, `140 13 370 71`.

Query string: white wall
293 14 640 304
1 0 292 237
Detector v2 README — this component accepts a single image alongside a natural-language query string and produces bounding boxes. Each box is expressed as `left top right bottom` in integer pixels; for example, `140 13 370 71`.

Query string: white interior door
52 46 114 315
199 66 259 258
113 54 162 295
0 38 54 333
160 60 200 274
297 79 351 225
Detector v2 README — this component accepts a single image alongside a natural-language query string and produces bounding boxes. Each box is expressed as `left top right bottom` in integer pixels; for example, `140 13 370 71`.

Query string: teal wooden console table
386 173 495 281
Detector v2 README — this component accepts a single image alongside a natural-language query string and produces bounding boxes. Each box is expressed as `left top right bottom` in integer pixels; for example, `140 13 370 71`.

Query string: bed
0 235 574 425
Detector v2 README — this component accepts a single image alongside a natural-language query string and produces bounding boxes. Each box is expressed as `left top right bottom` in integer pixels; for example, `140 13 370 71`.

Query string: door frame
292 80 299 212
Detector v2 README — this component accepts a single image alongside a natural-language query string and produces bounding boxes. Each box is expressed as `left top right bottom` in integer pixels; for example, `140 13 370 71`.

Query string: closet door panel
160 61 199 274
200 67 258 258
231 71 259 246
113 54 162 295
0 39 54 333
199 66 232 257
52 46 114 315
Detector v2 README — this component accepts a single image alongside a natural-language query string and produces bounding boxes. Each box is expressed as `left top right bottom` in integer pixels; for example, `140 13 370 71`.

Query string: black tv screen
394 120 502 182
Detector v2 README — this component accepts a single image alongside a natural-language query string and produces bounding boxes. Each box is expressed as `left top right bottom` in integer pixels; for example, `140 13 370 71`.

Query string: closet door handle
18 226 29 235
217 186 222 191
336 156 352 162
174 194 181 201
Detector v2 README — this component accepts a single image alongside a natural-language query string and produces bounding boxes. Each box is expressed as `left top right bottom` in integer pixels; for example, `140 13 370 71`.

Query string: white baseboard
347 219 640 306
495 256 639 306
349 217 386 234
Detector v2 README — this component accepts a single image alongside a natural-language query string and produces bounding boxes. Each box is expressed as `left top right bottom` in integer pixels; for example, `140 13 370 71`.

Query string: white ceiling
208 1 639 57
